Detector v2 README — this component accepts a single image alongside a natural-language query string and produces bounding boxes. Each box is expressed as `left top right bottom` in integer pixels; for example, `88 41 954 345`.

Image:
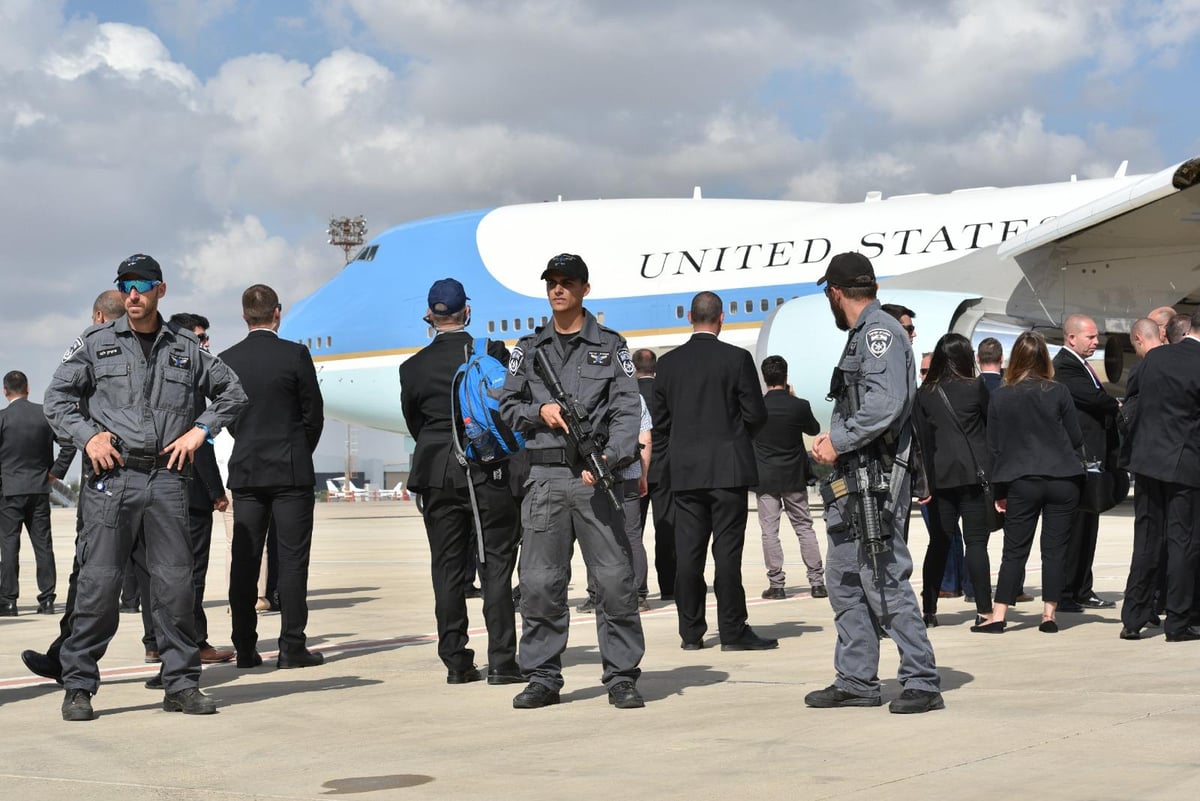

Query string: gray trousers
825 507 939 697
756 491 824 588
519 470 645 690
61 468 200 695
586 479 648 602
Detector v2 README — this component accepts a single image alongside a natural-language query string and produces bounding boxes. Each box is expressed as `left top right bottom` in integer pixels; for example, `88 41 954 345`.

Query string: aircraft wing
997 157 1200 328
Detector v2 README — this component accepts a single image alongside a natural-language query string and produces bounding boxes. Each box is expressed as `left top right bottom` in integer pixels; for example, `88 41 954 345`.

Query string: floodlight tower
327 215 367 264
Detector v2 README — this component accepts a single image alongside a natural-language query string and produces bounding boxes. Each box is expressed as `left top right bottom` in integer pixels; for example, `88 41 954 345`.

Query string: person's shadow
559 664 731 704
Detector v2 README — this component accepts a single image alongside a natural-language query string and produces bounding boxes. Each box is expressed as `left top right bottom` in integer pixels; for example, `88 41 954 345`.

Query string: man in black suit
1053 314 1119 611
977 337 1003 395
652 291 773 651
751 356 824 600
634 348 675 601
221 284 325 669
400 278 520 685
0 371 77 616
1120 309 1200 640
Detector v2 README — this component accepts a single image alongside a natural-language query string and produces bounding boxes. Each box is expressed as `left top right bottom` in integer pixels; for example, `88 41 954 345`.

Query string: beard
829 293 850 331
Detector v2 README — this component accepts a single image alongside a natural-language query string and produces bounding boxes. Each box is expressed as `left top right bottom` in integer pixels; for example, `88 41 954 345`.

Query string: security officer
44 254 247 721
807 252 944 715
499 253 646 710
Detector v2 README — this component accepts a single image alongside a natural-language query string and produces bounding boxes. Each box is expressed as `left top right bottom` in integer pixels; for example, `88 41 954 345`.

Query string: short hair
690 291 723 325
1167 314 1192 345
1004 331 1054 386
760 355 788 387
169 312 210 331
632 348 657 375
881 303 915 321
242 284 280 327
3 370 28 394
923 333 976 385
428 308 468 326
976 337 1002 366
1130 317 1160 343
93 289 126 322
838 283 877 301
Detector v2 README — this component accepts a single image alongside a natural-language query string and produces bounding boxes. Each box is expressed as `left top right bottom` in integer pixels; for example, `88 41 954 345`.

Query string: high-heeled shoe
971 620 1006 633
1039 619 1059 633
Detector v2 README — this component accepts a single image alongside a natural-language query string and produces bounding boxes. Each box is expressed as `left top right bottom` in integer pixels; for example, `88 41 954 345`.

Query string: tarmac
2 498 1199 800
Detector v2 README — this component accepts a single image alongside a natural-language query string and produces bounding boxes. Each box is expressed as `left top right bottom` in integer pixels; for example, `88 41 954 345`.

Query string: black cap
540 253 588 283
427 278 468 314
116 254 162 283
817 251 876 288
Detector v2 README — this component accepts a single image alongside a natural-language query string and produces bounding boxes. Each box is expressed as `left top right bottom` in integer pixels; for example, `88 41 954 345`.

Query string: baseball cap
427 278 468 314
116 254 163 282
540 253 589 283
817 251 876 288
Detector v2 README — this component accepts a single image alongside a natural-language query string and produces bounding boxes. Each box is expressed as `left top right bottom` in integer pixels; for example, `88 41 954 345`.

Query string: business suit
638 375 675 599
1121 338 1200 637
1052 348 1119 604
0 397 76 611
220 329 324 660
751 389 823 591
979 371 1002 395
400 331 519 677
653 333 767 645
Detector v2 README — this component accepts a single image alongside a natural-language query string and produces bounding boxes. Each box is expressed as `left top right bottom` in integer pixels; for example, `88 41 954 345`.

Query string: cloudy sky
3 0 1198 472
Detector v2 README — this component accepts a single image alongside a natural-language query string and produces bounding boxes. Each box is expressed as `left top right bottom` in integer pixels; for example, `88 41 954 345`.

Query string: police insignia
508 345 524 375
586 351 612 366
866 328 893 358
169 353 192 369
62 337 84 363
617 347 635 377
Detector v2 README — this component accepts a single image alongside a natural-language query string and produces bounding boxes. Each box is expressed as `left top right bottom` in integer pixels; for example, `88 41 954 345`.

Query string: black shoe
1147 614 1162 627
119 603 140 614
1165 627 1200 642
923 613 939 628
236 651 263 669
1015 593 1036 603
0 602 17 617
512 682 560 709
145 672 164 690
487 670 525 686
607 680 645 709
721 627 779 651
811 585 828 599
144 650 161 663
1038 619 1059 633
62 688 94 721
163 687 217 715
680 640 704 651
889 688 945 714
576 598 596 613
37 601 55 615
1057 600 1084 613
277 649 324 669
660 593 675 602
21 650 63 684
1119 627 1141 640
804 684 881 708
970 620 1006 633
1077 594 1115 609
447 667 482 685
964 595 975 604
761 587 786 600
464 585 482 599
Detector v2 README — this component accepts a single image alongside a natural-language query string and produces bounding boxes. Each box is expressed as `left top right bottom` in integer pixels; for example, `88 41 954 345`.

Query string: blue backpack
452 338 525 464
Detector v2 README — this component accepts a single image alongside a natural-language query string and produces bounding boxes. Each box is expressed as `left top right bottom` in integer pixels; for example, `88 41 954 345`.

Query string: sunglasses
116 278 161 295
903 324 915 334
197 332 209 343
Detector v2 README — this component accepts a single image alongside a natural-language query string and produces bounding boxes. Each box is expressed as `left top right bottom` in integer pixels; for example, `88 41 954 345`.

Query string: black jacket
638 376 669 486
0 398 76 496
751 389 819 494
913 378 991 491
1127 338 1200 487
987 379 1084 489
1052 349 1120 466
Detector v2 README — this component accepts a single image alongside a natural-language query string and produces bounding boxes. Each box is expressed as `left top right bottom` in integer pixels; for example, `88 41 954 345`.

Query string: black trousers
1063 508 1100 601
421 480 518 672
994 477 1079 605
672 487 749 645
138 505 216 648
922 485 992 615
642 481 676 598
1121 475 1198 636
229 486 315 656
0 493 56 605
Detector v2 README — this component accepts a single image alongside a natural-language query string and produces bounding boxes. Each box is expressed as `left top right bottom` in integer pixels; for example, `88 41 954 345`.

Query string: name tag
96 346 121 359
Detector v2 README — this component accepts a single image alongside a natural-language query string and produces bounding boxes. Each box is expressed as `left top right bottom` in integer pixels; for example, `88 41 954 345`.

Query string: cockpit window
352 245 379 262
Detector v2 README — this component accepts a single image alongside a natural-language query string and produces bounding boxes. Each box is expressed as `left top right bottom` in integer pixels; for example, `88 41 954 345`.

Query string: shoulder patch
866 328 894 358
508 345 524 375
616 347 635 377
62 337 84 363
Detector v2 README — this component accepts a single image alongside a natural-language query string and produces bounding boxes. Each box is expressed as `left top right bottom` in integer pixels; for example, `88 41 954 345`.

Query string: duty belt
527 448 571 466
124 452 190 476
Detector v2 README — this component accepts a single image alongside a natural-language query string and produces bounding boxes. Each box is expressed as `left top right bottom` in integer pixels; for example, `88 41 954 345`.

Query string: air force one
280 157 1200 434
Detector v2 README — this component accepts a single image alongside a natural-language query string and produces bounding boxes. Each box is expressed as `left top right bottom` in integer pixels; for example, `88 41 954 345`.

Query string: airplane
280 156 1200 434
325 477 371 501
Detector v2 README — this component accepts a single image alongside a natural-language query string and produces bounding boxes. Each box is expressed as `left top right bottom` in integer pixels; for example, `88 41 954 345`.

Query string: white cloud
179 214 328 296
42 21 199 92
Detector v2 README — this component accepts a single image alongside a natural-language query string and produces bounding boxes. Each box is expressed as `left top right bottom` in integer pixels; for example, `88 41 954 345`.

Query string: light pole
327 215 367 264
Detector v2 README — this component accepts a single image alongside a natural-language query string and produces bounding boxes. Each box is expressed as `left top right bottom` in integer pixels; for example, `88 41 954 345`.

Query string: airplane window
729 301 737 314
500 319 508 332
527 317 535 329
328 336 333 348
427 326 434 338
760 299 769 312
776 297 784 307
488 320 496 333
541 316 548 325
675 306 684 319
744 300 752 313
306 338 312 349
514 318 522 331
597 311 605 323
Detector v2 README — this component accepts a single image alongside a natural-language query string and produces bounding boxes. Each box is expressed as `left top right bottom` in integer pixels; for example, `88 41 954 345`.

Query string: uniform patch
96 346 121 359
169 353 192 369
508 345 524 375
616 347 635 378
62 337 84 363
866 328 894 358
586 350 612 366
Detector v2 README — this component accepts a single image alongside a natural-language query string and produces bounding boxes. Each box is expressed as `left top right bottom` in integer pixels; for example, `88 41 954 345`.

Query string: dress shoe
464 585 482 599
487 670 525 685
37 601 55 615
811 585 828 599
21 650 63 684
1038 619 1059 633
119 602 140 614
680 640 704 651
512 682 560 709
922 613 939 628
607 680 645 709
637 598 651 612
277 649 324 669
1077 594 1115 609
1165 627 1200 642
62 688 94 721
236 651 263 669
804 684 881 708
144 650 161 663
447 667 482 684
761 587 786 600
198 644 235 664
1118 627 1141 640
964 595 975 604
1057 599 1084 613
145 672 164 690
1015 593 1036 603
660 592 675 602
0 602 17 617
163 687 217 715
576 598 596 613
889 688 945 714
937 590 962 599
720 628 779 651
970 620 1006 634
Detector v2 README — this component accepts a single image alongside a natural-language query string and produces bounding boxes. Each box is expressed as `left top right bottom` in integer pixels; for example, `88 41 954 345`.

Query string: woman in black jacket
913 333 992 627
973 331 1084 634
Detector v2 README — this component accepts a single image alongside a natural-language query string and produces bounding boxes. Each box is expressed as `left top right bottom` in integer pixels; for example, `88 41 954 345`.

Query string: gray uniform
44 314 247 695
824 300 939 698
499 310 645 691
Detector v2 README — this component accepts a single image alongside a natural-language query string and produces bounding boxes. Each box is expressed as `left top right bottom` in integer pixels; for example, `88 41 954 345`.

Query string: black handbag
1078 452 1115 515
935 386 1004 532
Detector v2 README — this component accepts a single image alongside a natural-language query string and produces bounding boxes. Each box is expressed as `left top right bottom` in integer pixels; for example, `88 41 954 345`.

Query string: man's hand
638 476 648 498
213 494 229 513
917 495 933 506
811 433 838 465
994 497 1007 514
581 455 608 486
539 403 570 433
161 427 207 471
85 432 124 474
